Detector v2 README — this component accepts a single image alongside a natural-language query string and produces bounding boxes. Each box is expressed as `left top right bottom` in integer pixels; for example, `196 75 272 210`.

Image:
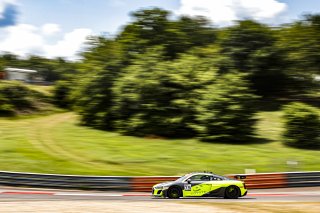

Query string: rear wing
234 175 246 180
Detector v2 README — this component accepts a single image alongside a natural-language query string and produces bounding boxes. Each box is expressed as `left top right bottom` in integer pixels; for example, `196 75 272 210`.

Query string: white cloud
41 23 61 36
0 24 45 56
177 0 287 26
0 23 92 60
44 28 92 59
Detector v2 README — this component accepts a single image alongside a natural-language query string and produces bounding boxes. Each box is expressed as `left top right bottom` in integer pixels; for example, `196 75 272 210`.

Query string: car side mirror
187 179 191 184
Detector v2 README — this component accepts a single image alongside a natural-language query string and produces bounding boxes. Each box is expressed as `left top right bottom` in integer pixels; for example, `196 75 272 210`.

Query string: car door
208 175 225 192
183 175 213 197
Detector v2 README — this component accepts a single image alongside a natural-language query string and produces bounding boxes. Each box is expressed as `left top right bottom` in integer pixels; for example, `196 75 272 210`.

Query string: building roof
4 67 37 73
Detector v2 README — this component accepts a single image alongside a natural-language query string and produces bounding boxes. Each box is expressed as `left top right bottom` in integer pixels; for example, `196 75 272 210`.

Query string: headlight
154 185 169 190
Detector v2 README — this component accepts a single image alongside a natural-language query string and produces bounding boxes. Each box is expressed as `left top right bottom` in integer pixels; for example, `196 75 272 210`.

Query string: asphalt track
0 187 319 202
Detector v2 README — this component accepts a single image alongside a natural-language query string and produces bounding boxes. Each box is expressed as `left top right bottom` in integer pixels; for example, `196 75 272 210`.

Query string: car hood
153 181 175 188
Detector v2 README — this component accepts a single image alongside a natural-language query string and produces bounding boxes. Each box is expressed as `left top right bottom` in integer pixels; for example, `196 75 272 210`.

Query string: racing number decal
184 184 192 191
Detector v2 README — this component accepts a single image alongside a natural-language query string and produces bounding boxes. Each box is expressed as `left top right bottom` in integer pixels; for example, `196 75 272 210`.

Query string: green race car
152 172 247 199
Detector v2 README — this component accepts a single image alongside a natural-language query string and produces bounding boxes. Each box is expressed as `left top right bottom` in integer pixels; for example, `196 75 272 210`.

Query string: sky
0 0 319 60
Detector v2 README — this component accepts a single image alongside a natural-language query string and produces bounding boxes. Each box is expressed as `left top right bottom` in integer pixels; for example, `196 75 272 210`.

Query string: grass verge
0 111 319 175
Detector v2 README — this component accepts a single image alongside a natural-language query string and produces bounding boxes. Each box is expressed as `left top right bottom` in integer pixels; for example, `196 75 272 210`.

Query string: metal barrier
0 171 319 192
227 173 287 189
287 172 320 187
131 176 178 192
0 171 131 191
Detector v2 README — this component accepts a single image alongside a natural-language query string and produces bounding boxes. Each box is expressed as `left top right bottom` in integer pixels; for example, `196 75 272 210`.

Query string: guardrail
0 171 319 192
131 176 178 192
0 171 131 191
226 173 287 189
287 172 320 187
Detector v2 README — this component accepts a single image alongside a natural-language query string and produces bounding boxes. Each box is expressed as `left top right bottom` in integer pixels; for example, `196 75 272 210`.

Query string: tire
224 185 240 199
167 186 182 199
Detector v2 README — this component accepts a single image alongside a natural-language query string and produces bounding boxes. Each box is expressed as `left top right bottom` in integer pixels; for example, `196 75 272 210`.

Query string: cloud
0 24 44 56
177 0 287 26
0 0 18 27
41 23 61 36
44 28 92 59
0 23 92 60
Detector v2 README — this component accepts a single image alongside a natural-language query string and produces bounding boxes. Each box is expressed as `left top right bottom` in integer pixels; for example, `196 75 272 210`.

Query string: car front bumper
152 188 167 197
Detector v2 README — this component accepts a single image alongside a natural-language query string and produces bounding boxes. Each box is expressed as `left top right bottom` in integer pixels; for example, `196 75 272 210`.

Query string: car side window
190 175 212 181
211 175 223 181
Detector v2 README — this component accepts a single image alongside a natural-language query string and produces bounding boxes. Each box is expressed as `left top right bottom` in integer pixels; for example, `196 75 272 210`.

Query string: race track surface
0 186 319 202
1 187 319 213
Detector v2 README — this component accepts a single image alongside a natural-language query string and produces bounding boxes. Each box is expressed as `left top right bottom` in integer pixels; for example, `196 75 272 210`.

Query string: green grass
0 111 319 175
26 84 54 97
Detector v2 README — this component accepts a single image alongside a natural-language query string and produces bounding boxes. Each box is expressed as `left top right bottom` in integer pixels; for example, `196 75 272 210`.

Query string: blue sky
0 0 319 60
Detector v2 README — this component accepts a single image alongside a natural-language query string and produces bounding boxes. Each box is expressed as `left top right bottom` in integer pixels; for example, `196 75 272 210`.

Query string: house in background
0 68 37 82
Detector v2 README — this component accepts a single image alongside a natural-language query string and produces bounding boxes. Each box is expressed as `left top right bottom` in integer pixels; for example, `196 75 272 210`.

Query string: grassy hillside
0 111 319 175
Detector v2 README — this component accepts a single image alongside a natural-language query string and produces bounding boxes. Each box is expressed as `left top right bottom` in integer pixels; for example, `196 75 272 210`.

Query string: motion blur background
0 0 319 176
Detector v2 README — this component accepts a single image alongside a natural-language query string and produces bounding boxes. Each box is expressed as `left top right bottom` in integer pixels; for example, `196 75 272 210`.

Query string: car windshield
175 173 230 182
175 175 189 182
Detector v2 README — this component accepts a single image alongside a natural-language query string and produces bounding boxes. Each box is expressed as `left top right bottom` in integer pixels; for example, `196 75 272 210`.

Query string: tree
277 14 320 94
73 37 125 129
194 73 258 143
117 8 216 59
220 20 287 96
113 48 217 137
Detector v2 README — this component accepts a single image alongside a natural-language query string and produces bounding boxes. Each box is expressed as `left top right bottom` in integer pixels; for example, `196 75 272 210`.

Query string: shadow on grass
256 97 320 111
200 136 272 145
284 143 320 151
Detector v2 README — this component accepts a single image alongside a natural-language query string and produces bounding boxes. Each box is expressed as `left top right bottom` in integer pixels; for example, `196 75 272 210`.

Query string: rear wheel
224 185 240 199
167 187 182 199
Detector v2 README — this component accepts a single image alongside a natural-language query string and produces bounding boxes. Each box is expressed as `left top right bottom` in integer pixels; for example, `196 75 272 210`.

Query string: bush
53 81 72 108
282 102 320 149
0 95 14 115
0 81 46 116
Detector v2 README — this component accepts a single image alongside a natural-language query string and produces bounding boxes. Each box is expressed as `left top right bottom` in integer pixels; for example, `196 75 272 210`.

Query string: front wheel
224 185 240 199
167 187 182 199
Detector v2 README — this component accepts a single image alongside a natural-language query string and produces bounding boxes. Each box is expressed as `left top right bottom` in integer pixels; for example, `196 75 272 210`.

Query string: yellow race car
152 172 247 199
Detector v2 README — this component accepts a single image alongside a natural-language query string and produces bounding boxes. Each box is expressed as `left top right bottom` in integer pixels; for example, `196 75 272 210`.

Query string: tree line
1 8 319 147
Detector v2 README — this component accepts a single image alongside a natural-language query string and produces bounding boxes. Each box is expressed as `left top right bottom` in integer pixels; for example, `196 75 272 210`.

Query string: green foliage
73 38 125 130
194 73 259 142
117 8 216 59
113 48 217 137
282 102 320 149
220 20 288 96
276 14 320 94
0 81 43 115
53 81 72 108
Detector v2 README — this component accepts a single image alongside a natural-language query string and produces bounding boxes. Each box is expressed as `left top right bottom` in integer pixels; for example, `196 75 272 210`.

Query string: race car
152 172 247 199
